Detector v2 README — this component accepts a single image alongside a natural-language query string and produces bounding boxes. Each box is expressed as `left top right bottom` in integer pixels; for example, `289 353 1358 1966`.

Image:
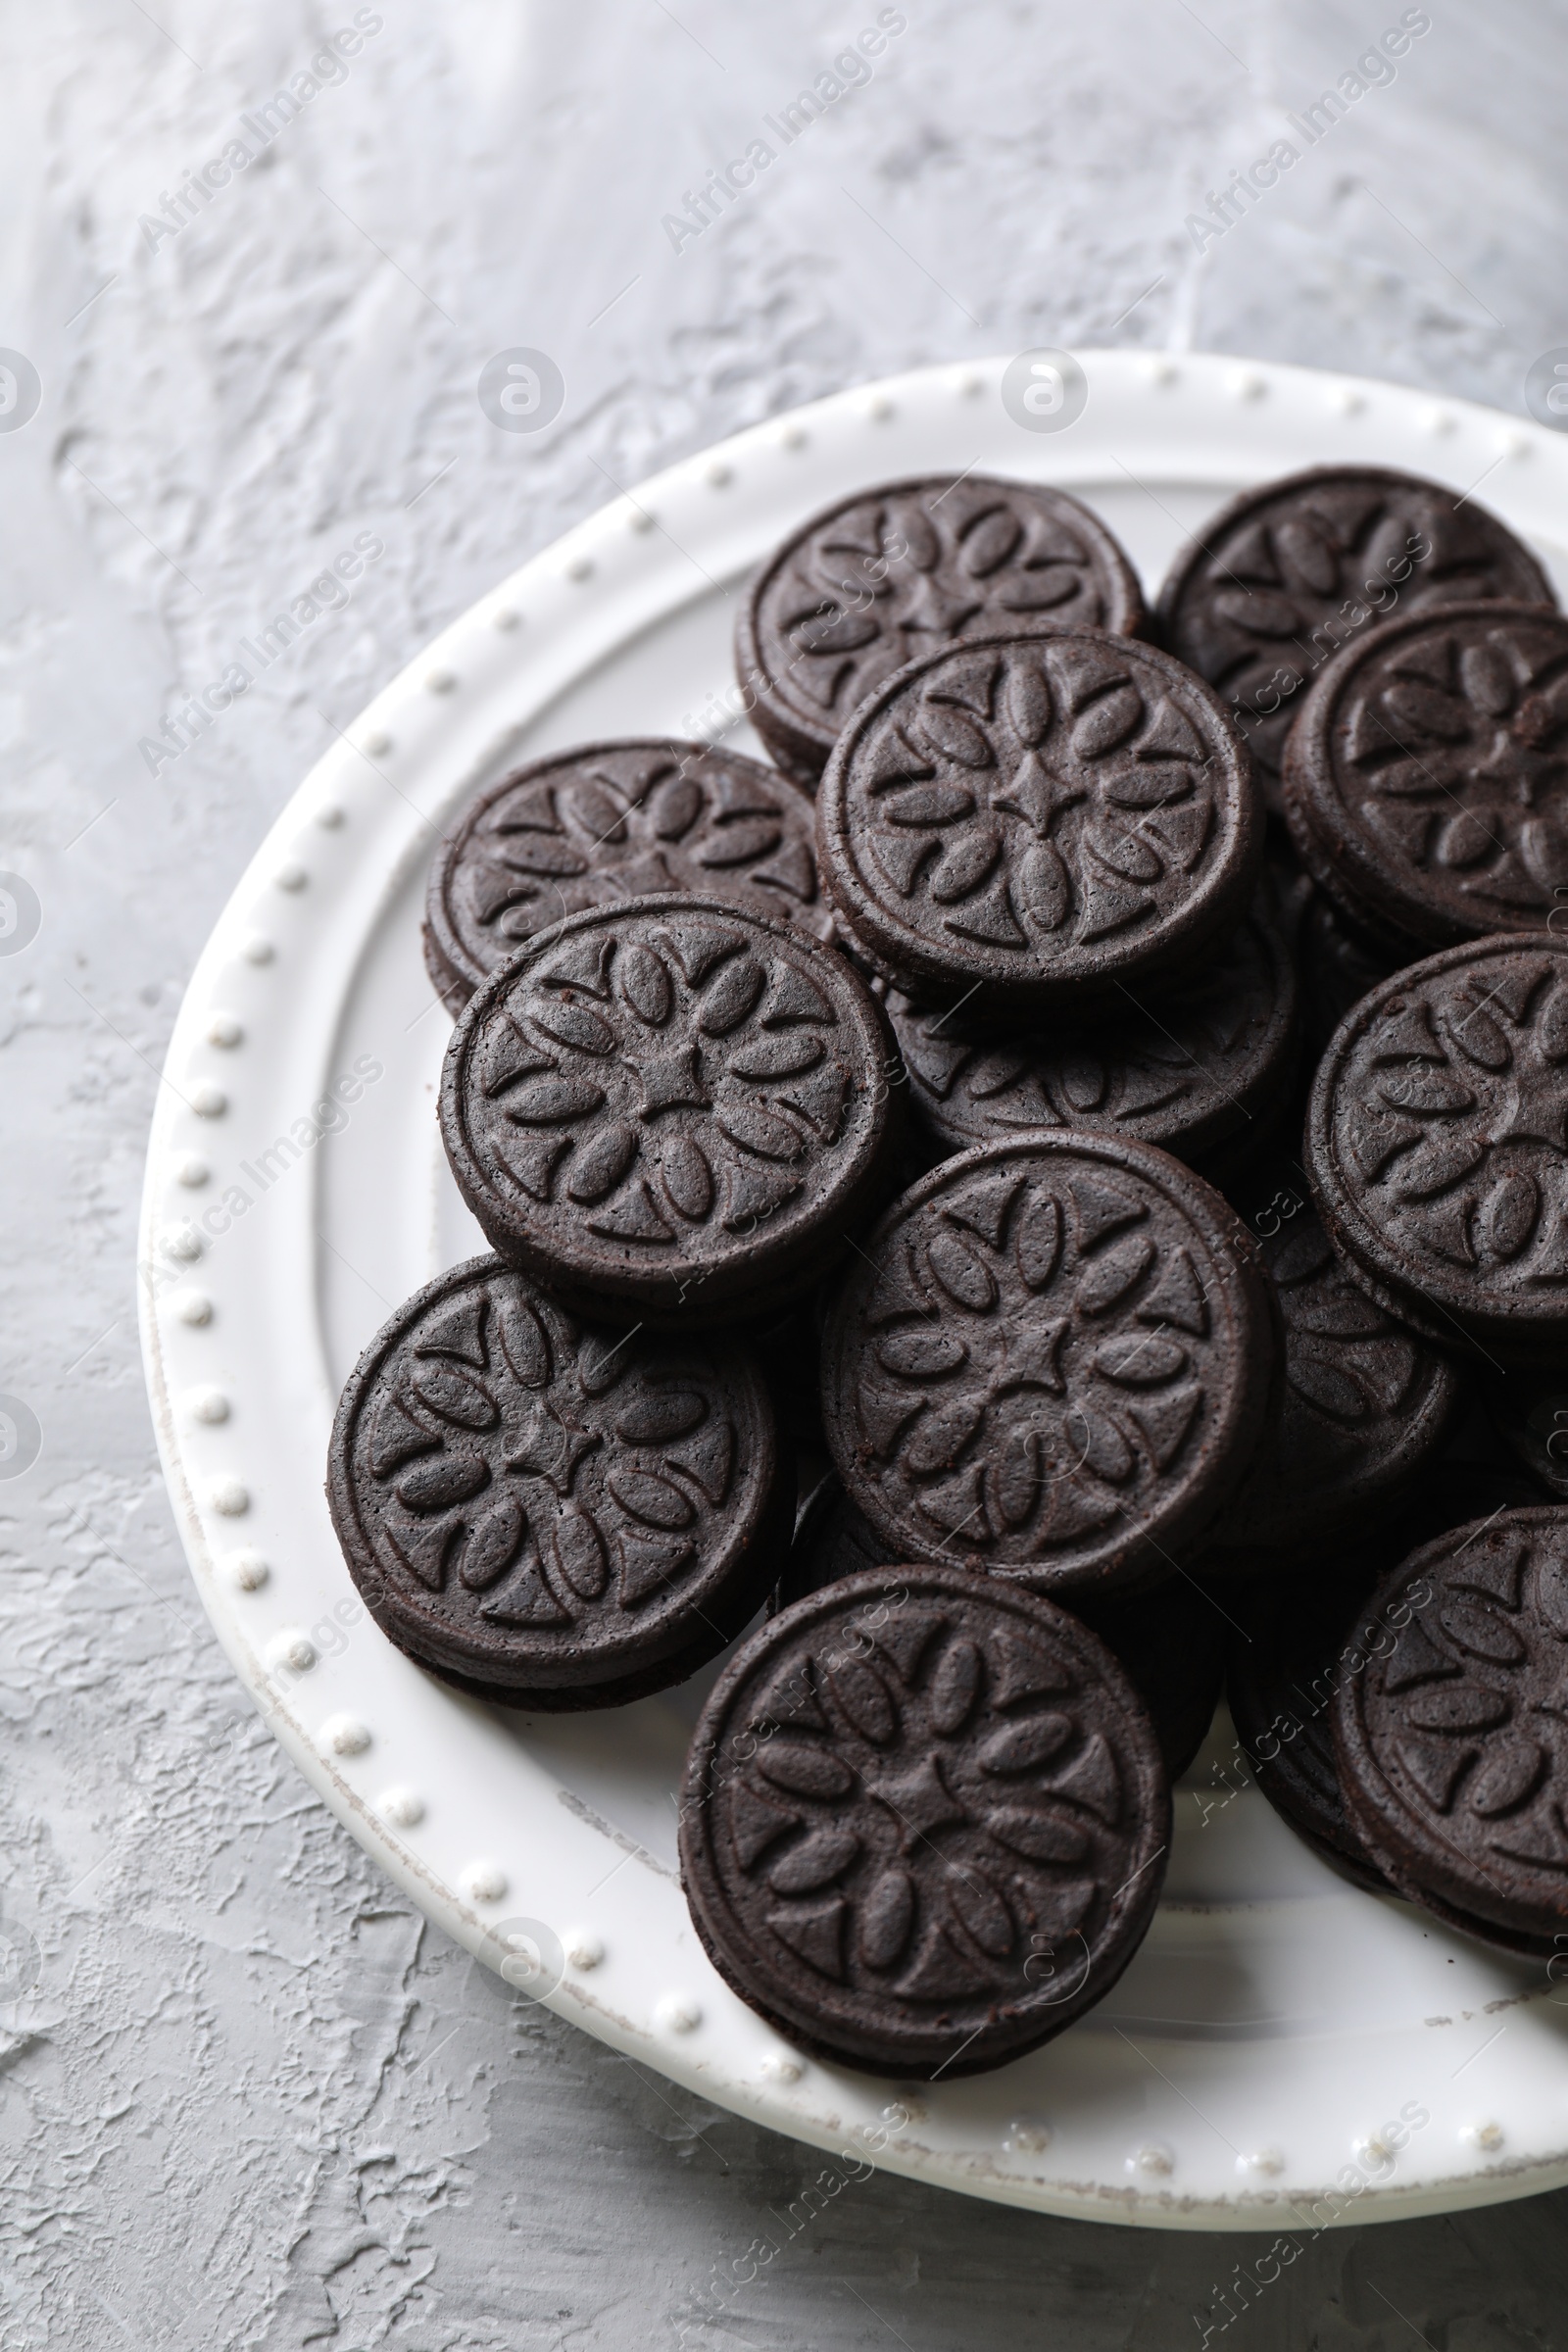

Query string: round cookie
885 895 1298 1171
1333 1506 1568 1950
1304 936 1568 1366
679 1565 1170 2077
816 629 1262 1016
423 740 832 1013
819 1135 1279 1600
1349 1870 1559 1959
1208 1194 1463 1560
736 475 1148 785
778 1475 1225 1782
1156 466 1554 817
1283 603 1568 956
439 897 901 1327
326 1256 793 1708
1225 1456 1545 1895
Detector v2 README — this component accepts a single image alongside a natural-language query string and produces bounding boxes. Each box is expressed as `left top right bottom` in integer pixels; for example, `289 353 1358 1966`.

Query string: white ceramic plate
140 350 1568 2230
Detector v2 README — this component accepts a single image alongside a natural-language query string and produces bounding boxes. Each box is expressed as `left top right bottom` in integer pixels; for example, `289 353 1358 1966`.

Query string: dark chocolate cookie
816 630 1262 1016
1284 603 1568 956
439 897 900 1327
778 1474 1226 1782
1226 1456 1549 1893
422 740 831 1014
1298 891 1399 1054
819 1136 1279 1599
1333 1506 1568 1949
679 1565 1170 2076
1227 1564 1392 1892
1304 937 1568 1366
737 475 1148 785
884 896 1297 1170
326 1256 792 1707
1156 466 1554 816
1209 1194 1463 1559
1350 1866 1558 1959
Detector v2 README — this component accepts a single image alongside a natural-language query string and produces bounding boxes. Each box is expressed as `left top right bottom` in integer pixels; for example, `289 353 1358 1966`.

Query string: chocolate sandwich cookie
422 740 831 1015
816 629 1262 1017
1304 936 1568 1367
439 897 901 1328
1156 466 1554 817
779 1475 1224 1781
1351 1862 1558 1959
326 1256 792 1708
1207 1193 1463 1561
885 895 1298 1173
1283 603 1568 958
736 475 1148 786
1333 1506 1568 1953
1227 1457 1548 1892
1298 891 1399 1054
679 1565 1170 2076
819 1135 1279 1601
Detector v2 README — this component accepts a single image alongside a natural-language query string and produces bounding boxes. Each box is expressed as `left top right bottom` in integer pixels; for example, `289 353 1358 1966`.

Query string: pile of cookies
327 461 1568 2080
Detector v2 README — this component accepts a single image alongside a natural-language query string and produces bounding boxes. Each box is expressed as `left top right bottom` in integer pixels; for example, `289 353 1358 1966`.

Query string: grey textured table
5 2 1568 2343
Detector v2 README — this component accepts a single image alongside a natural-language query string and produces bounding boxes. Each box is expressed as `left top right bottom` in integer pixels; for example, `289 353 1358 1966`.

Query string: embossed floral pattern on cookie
1286 605 1568 951
440 898 897 1323
1334 1508 1568 1941
679 1566 1169 2074
820 1137 1276 1594
1307 938 1568 1359
328 1256 788 1698
816 631 1258 1011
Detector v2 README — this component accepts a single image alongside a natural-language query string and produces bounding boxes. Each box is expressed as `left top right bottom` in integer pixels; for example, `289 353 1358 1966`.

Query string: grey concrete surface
4 1 1568 2342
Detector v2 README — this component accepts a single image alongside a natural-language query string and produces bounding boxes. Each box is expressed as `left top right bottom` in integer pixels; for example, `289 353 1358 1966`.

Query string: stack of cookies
326 460 1568 2081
